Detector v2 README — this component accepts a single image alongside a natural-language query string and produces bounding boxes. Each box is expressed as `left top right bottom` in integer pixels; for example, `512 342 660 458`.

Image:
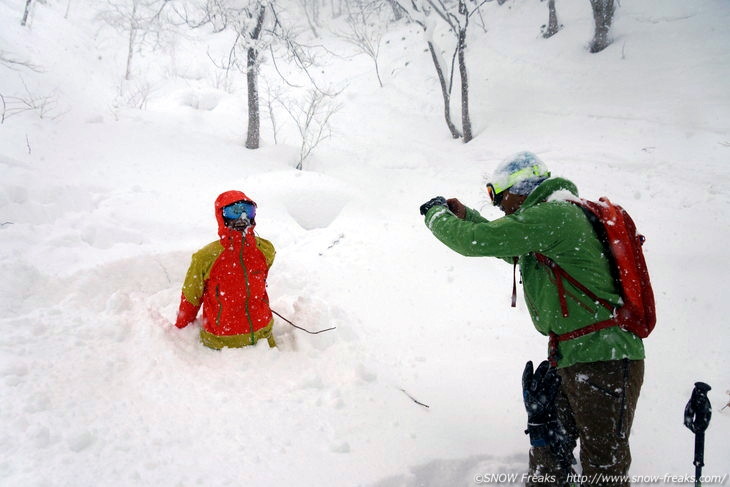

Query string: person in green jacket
420 152 644 486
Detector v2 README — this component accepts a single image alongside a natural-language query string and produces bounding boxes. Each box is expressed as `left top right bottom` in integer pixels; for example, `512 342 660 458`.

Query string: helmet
490 152 550 196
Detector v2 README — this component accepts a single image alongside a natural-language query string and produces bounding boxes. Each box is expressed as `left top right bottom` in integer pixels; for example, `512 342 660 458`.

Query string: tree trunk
312 0 320 27
245 47 260 149
125 26 137 80
124 1 138 80
302 0 319 37
21 0 32 26
64 0 72 19
543 0 561 38
427 42 461 139
457 28 472 143
245 5 266 150
589 0 615 53
386 0 404 21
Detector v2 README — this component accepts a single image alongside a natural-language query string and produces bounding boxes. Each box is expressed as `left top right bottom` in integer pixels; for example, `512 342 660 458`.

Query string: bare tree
244 4 267 148
299 0 320 37
96 0 173 80
176 1 271 148
396 0 486 142
541 0 561 38
0 51 42 72
279 89 340 170
21 0 33 26
393 1 459 138
435 0 492 143
1 52 46 124
1 82 60 123
179 0 335 150
262 80 283 144
337 1 387 88
385 0 405 20
589 0 615 53
454 0 474 143
331 0 343 18
116 78 157 109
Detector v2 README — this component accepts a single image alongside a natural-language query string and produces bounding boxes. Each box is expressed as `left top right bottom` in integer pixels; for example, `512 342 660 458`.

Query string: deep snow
1 0 729 486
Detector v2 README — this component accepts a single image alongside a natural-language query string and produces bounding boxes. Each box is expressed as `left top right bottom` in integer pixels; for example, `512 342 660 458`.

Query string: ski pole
271 309 336 335
684 382 712 487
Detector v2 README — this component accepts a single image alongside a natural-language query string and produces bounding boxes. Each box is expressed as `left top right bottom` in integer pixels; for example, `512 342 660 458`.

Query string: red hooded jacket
175 191 275 343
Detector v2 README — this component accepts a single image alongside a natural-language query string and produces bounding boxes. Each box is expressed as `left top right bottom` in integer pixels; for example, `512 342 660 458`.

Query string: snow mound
177 89 225 111
249 170 355 230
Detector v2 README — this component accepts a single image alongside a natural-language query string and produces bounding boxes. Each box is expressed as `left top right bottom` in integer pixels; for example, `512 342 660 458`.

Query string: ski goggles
222 201 256 220
486 165 550 206
486 183 505 207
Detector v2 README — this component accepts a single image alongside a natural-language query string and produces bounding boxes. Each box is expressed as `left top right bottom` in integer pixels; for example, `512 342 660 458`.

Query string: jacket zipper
214 285 223 328
240 235 256 345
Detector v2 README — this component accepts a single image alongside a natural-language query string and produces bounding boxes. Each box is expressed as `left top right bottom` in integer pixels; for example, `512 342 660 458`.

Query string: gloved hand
522 360 561 447
419 196 447 216
447 198 466 219
175 295 200 329
522 360 577 472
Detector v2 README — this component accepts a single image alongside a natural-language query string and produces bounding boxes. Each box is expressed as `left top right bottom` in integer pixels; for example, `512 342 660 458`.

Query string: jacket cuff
424 205 452 228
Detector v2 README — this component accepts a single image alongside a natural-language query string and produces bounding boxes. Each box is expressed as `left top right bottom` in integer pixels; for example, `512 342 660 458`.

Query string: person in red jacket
174 190 277 349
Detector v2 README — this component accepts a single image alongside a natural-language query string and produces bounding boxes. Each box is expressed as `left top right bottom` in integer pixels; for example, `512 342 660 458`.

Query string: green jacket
424 177 645 368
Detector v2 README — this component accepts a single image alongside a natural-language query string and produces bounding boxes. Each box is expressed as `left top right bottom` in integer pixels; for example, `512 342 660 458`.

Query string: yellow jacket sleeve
181 241 223 306
256 237 276 268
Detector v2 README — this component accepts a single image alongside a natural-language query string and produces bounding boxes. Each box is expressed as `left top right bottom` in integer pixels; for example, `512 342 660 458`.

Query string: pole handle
684 382 712 434
685 382 712 487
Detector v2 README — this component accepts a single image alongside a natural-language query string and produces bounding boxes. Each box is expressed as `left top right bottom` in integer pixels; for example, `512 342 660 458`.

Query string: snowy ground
1 0 729 485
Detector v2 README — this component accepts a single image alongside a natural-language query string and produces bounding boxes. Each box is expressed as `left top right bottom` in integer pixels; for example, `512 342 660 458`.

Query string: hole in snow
285 190 349 230
243 170 354 230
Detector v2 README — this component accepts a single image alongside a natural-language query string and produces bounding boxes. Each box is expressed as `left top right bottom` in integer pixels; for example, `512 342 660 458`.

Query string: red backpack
535 197 656 346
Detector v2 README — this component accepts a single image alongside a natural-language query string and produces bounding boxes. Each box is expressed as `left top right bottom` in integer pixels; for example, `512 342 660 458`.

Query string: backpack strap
534 253 614 315
548 318 620 366
536 252 621 366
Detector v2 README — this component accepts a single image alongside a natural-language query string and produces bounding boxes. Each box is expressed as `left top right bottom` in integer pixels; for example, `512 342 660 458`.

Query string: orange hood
214 190 256 239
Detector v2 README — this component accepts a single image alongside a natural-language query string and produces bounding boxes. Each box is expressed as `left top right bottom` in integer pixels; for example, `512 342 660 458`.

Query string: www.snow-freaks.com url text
474 473 729 484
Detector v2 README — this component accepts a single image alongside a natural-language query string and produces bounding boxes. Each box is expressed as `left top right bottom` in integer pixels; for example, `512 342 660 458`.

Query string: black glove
419 196 447 216
522 360 561 447
522 360 577 473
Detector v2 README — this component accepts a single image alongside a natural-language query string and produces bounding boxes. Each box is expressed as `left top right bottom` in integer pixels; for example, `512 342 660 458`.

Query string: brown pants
528 359 644 487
